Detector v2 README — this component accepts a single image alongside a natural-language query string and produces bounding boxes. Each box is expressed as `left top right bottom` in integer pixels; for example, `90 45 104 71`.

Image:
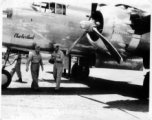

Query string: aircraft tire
2 69 12 89
143 54 150 69
143 72 149 98
71 63 89 81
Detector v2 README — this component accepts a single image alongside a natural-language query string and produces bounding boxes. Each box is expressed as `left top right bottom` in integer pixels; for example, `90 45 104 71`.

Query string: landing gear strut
143 72 149 98
71 62 90 81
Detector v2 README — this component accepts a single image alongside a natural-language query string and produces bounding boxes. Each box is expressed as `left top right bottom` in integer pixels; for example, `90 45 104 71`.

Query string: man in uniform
10 53 23 82
26 46 44 90
51 45 64 91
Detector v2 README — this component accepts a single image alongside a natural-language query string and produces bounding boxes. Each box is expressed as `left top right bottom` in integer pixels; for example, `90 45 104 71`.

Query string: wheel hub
2 74 8 85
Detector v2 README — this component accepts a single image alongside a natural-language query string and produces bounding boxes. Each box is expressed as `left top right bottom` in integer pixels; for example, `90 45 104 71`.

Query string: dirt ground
1 62 150 120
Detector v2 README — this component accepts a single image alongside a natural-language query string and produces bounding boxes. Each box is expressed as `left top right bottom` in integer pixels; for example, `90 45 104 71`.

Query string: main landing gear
142 53 150 98
143 72 149 98
71 57 90 81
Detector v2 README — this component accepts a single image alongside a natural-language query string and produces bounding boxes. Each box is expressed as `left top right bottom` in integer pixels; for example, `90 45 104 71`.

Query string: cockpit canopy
32 2 66 15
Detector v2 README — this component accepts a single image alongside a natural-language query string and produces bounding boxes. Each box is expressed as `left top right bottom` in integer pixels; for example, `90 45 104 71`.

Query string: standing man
26 46 44 90
52 45 64 91
10 53 23 82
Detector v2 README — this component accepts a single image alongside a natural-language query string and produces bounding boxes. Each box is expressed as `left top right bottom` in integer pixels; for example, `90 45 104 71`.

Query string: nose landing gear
2 69 12 89
2 49 12 89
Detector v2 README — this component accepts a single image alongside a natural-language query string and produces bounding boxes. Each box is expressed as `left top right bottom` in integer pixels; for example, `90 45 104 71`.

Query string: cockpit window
50 3 55 13
41 2 48 12
56 4 62 14
63 5 66 15
32 2 66 15
56 3 66 15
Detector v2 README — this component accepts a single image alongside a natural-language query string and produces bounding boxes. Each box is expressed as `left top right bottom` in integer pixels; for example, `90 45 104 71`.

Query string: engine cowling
86 5 131 52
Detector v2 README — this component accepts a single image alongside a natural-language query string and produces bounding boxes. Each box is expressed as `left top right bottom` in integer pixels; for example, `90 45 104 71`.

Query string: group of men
11 45 64 91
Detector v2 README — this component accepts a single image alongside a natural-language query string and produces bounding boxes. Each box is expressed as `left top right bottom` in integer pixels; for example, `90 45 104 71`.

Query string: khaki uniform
27 52 43 89
52 50 64 90
11 54 22 78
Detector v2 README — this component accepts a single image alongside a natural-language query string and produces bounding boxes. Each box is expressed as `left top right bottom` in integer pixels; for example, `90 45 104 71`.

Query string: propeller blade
92 27 123 63
91 3 98 18
89 3 98 20
68 31 87 54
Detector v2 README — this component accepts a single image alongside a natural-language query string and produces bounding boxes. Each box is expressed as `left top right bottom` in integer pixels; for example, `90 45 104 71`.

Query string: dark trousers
31 63 39 89
11 63 22 79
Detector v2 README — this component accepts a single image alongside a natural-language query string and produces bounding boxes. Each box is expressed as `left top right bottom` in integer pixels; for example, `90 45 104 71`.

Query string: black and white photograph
1 0 152 119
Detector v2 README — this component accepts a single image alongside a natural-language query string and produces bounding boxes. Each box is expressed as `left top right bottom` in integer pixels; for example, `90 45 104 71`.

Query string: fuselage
3 2 93 54
2 2 150 70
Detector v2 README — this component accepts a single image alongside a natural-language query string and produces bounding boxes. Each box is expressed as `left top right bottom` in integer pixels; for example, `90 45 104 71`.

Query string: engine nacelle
86 5 131 52
86 4 150 69
134 33 150 69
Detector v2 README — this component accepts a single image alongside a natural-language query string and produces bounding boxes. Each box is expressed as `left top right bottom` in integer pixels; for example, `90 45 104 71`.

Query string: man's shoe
35 89 40 92
31 88 40 92
54 88 59 92
15 78 22 82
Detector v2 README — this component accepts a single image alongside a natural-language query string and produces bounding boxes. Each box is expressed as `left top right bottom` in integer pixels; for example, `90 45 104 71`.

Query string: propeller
67 3 98 54
90 3 98 20
68 31 87 54
92 27 123 63
68 3 123 64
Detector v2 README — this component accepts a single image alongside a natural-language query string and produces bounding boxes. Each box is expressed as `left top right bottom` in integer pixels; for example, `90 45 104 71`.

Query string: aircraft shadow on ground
105 99 149 112
43 71 146 99
78 95 149 113
2 74 149 112
40 79 73 84
2 74 145 99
